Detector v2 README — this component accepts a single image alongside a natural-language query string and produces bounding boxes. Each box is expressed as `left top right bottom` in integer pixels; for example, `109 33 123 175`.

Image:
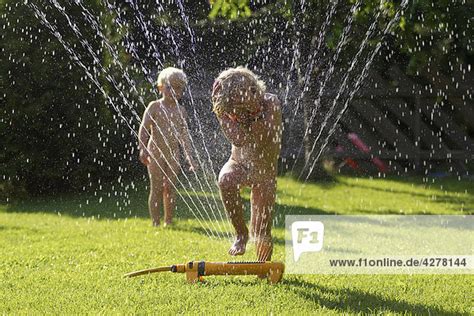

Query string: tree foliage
209 0 473 79
0 1 138 196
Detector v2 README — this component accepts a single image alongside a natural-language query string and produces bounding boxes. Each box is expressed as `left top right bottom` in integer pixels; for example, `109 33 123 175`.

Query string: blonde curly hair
212 67 266 117
156 67 187 91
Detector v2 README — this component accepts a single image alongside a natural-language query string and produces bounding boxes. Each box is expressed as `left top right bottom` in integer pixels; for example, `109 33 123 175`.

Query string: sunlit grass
0 176 472 314
275 176 473 215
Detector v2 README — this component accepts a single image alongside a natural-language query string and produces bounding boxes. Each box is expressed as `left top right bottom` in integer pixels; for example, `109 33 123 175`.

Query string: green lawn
0 176 472 314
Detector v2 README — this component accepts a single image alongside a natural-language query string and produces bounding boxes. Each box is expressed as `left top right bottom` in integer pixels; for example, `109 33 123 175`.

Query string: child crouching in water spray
138 67 197 227
212 67 282 261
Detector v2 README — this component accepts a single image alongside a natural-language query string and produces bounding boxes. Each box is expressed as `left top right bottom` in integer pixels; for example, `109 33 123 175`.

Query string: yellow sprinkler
125 261 285 284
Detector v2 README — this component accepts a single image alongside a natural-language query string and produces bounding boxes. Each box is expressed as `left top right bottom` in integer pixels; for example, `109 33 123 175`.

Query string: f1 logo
291 221 324 262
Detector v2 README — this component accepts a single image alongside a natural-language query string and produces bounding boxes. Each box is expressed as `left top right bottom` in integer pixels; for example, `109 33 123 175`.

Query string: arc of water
101 0 158 84
73 0 150 107
186 90 234 239
156 87 231 239
302 0 410 180
172 0 206 83
77 0 233 240
121 1 232 238
126 1 168 68
72 0 231 239
123 1 233 238
30 2 220 239
279 0 349 219
288 0 360 175
300 0 341 96
175 0 196 54
48 3 221 239
298 2 384 179
281 2 306 165
282 0 305 112
288 0 340 125
76 0 233 234
293 0 350 124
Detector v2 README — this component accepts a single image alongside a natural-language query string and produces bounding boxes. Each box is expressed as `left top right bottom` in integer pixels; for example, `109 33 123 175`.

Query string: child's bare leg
218 160 249 256
163 163 178 226
147 162 164 226
250 179 276 261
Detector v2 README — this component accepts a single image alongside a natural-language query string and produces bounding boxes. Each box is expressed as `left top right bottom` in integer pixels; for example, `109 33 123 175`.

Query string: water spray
125 261 285 284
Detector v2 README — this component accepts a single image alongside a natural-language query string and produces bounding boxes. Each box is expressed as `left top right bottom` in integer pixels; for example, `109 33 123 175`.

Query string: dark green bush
0 1 139 197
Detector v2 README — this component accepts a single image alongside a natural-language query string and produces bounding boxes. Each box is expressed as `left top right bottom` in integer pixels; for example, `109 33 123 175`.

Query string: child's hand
139 149 150 166
188 158 198 172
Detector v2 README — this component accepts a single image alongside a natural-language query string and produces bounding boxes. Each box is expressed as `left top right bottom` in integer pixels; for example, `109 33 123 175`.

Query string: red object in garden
347 132 388 173
348 133 370 153
344 157 359 170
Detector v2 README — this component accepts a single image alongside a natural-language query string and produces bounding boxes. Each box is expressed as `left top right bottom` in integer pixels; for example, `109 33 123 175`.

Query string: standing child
212 67 282 261
138 67 196 227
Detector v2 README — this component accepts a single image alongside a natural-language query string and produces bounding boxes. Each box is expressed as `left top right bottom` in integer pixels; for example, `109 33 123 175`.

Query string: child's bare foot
163 221 172 227
152 220 160 227
229 235 248 256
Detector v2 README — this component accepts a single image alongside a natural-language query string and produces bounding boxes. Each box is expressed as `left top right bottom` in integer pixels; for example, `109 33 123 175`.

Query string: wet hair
156 67 187 91
212 66 266 117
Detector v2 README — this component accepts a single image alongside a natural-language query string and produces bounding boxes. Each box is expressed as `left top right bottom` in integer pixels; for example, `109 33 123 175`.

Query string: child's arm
178 107 197 171
218 114 253 147
138 102 154 165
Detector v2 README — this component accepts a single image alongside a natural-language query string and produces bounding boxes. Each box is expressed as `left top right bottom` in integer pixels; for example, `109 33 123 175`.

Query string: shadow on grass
215 276 462 315
280 277 461 315
3 190 224 221
2 185 332 223
4 176 472 224
3 188 333 248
